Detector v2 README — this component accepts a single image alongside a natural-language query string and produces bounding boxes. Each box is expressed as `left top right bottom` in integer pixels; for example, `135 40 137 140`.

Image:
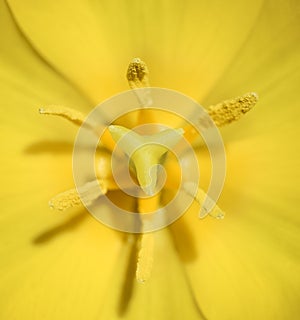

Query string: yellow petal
1 0 300 319
0 0 91 201
171 201 300 319
0 2 124 319
170 4 300 311
7 0 264 101
202 1 300 105
0 211 125 320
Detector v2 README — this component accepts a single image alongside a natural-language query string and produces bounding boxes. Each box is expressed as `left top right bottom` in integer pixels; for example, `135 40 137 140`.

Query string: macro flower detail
1 1 299 319
39 58 257 284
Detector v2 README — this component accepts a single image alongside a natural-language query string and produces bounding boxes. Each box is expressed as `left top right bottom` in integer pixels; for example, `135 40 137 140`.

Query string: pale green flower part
109 124 184 196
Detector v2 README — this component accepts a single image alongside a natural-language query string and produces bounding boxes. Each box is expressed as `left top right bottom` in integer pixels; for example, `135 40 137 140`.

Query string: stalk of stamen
127 57 153 111
183 182 225 219
137 193 161 215
49 180 107 211
39 106 116 152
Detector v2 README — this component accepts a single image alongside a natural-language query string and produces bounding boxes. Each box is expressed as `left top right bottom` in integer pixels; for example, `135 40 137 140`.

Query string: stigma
108 125 184 196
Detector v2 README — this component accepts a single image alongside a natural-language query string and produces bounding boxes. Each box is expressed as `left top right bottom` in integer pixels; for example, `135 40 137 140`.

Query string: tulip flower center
39 58 258 283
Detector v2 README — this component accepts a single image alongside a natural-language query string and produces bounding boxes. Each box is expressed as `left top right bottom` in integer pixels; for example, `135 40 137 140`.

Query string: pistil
108 125 184 196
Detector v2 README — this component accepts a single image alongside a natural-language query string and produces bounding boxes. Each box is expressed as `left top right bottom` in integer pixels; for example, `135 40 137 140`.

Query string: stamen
182 92 258 144
127 58 152 108
137 193 161 214
39 106 118 152
49 180 107 211
136 195 159 283
136 233 154 283
183 182 225 219
39 105 86 126
109 125 184 195
208 92 258 126
127 58 150 89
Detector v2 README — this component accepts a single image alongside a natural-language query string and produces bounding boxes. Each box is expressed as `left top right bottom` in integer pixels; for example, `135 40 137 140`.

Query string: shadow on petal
24 140 74 154
170 215 198 263
32 211 88 244
118 235 139 316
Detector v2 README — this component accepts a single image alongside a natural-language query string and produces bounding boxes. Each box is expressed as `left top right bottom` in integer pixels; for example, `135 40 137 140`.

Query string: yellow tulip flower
0 1 299 319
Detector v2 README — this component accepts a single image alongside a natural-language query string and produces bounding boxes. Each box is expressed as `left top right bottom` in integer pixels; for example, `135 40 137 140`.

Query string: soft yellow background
0 0 299 319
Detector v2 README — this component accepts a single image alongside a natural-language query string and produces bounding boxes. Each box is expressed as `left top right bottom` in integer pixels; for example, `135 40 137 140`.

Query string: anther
127 58 152 107
49 180 107 211
39 105 86 126
136 233 154 283
208 92 258 126
127 58 150 89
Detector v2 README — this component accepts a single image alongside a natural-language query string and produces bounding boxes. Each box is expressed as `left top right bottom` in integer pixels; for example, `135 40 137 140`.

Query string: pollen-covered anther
136 195 158 283
49 180 107 211
208 92 258 126
136 233 154 283
39 105 86 126
49 188 82 211
127 58 153 108
127 58 150 89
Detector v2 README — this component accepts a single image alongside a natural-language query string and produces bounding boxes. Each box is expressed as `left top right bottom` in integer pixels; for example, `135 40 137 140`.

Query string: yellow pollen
126 57 152 109
127 58 150 89
136 195 159 283
49 188 81 211
49 180 107 211
183 92 258 143
39 105 86 126
136 233 154 283
208 92 258 126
